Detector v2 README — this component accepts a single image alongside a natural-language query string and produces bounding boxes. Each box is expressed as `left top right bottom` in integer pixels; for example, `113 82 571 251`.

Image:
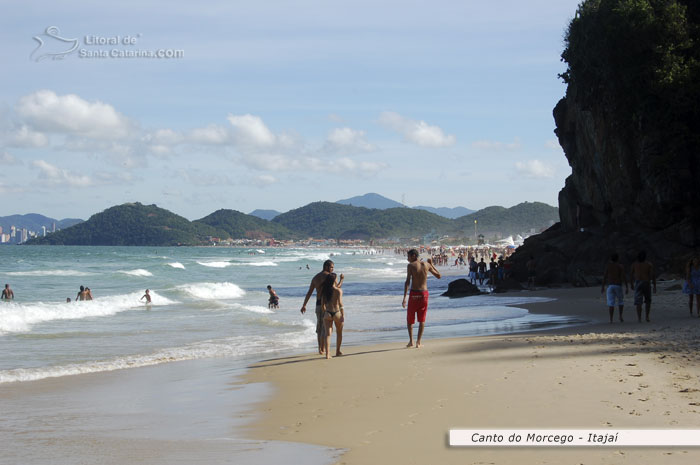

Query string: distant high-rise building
42 226 47 237
52 222 56 233
10 226 16 239
21 228 28 243
0 226 3 235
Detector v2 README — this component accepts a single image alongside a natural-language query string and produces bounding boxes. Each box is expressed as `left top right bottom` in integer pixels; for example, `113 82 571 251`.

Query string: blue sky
0 0 582 220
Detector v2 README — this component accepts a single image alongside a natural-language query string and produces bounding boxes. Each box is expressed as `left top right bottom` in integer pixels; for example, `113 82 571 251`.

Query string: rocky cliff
510 0 700 284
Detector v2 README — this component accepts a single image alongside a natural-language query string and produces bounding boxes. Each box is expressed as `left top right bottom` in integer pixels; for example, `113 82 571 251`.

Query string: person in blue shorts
601 253 628 323
683 256 700 317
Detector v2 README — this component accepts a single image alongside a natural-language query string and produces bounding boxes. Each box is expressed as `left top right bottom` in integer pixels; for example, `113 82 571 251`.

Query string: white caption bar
450 430 700 447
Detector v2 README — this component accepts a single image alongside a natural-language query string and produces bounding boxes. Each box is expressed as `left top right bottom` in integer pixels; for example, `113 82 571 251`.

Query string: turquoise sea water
0 246 574 384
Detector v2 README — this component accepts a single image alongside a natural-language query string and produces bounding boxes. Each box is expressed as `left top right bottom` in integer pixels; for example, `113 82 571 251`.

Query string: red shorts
407 290 429 324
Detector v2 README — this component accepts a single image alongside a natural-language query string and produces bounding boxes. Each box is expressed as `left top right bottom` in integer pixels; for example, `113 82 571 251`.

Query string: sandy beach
243 284 700 464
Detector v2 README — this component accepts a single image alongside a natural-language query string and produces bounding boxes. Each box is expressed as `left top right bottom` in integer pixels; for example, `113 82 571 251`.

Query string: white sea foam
120 269 153 277
230 261 278 267
197 261 232 268
256 249 266 254
168 262 185 269
0 291 177 334
0 325 315 384
231 303 274 314
5 270 95 277
177 282 246 300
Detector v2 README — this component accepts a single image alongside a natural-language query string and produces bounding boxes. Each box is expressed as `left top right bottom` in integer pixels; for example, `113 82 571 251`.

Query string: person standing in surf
301 260 341 355
402 249 441 348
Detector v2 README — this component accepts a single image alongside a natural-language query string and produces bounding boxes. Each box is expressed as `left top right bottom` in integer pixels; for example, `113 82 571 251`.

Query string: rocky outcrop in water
442 279 482 298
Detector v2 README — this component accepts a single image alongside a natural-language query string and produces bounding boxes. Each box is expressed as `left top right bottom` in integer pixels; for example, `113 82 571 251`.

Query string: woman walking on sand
320 272 344 359
684 256 700 316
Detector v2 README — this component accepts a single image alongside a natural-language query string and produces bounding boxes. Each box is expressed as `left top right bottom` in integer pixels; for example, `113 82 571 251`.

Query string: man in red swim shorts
402 249 441 348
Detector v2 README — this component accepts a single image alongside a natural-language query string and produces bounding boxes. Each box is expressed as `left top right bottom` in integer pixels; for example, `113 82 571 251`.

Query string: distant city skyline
1 0 580 220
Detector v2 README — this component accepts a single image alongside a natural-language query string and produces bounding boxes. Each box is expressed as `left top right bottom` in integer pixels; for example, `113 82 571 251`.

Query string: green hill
195 209 296 240
27 203 224 246
272 201 452 240
451 202 559 237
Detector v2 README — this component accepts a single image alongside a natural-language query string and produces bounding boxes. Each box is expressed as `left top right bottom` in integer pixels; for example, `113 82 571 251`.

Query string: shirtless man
1 284 14 300
630 250 656 322
601 253 628 323
267 285 279 309
301 260 343 354
77 285 87 301
402 249 441 348
141 289 152 304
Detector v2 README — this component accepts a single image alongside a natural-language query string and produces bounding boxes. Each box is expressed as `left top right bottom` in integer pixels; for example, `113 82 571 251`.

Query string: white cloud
227 114 277 148
378 111 455 147
32 160 94 187
7 125 49 147
188 125 231 145
0 151 20 165
239 152 385 176
323 127 375 154
545 139 561 150
515 159 555 179
254 174 277 186
16 90 132 139
472 138 521 151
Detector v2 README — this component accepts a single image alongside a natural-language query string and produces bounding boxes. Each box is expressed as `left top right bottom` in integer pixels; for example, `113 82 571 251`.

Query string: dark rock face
492 277 524 293
509 87 700 284
442 279 482 298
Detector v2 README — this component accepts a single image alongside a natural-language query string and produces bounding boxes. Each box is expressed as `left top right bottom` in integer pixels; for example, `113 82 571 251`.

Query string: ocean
0 246 584 464
0 246 575 384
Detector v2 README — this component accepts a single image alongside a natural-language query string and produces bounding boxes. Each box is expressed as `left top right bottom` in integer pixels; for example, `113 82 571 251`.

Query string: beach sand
243 284 700 464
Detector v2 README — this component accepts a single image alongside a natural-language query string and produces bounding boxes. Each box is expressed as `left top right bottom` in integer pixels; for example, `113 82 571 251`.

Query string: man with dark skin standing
301 260 343 354
402 249 441 348
1 284 14 300
630 250 656 322
601 253 628 323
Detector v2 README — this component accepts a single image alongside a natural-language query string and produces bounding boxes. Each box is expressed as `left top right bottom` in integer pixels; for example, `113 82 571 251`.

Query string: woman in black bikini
320 272 344 359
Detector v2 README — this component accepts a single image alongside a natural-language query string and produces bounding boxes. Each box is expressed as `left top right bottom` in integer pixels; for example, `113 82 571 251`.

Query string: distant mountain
413 206 474 219
27 203 224 246
0 213 83 232
452 202 559 237
273 201 452 240
248 209 282 221
336 193 474 219
336 193 404 209
196 209 295 240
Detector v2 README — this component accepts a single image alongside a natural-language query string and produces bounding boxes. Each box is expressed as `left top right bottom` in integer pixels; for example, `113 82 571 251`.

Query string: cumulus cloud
188 125 231 145
0 151 20 165
545 139 562 150
378 111 455 147
323 127 375 154
32 160 94 187
16 90 133 139
515 159 556 179
472 138 521 151
253 174 277 186
227 114 277 148
7 125 49 147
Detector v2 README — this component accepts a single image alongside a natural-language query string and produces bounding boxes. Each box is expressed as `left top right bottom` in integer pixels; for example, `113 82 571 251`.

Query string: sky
0 0 582 220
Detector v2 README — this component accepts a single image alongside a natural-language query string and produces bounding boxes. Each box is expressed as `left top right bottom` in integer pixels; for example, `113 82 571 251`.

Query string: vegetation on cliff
561 0 700 175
